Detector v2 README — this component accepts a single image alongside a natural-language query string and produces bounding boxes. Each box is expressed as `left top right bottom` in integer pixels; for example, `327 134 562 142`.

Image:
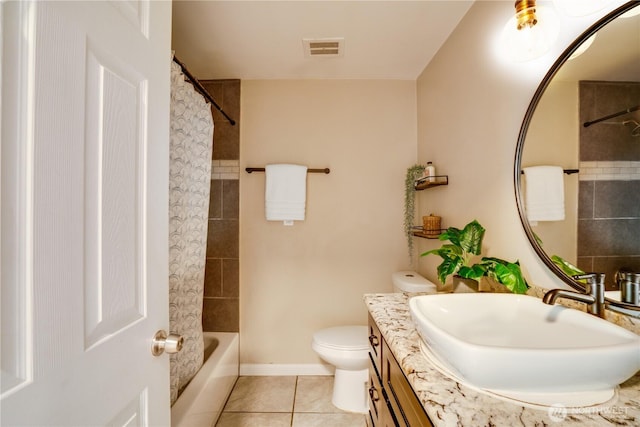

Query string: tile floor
216 376 368 427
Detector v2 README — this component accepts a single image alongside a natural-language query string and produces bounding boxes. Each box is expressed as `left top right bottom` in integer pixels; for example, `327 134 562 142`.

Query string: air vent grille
303 38 344 57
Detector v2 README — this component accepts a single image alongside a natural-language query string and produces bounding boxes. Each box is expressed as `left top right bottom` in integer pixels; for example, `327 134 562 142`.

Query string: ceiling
170 0 475 80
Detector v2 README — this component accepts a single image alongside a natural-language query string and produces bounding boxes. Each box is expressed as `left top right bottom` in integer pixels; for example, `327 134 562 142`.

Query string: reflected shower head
623 120 640 137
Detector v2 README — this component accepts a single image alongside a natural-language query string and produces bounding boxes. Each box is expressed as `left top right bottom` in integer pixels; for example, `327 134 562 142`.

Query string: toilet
312 271 436 413
392 270 437 294
312 325 369 413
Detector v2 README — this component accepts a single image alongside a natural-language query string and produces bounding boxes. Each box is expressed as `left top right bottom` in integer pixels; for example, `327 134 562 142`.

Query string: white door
1 1 172 425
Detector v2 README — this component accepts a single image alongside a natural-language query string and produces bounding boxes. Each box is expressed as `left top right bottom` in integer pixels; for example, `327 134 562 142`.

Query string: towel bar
245 167 330 174
521 169 578 175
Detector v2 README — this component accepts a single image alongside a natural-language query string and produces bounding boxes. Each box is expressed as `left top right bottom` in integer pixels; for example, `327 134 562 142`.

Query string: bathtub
171 332 239 427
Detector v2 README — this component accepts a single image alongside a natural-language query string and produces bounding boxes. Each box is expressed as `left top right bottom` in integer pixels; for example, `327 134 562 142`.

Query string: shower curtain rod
172 56 236 126
583 105 639 128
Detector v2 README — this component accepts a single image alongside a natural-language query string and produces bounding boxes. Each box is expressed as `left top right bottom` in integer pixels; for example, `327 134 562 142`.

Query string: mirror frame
514 1 640 314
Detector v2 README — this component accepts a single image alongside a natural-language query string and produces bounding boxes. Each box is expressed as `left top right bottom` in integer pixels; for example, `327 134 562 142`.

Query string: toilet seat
312 326 368 351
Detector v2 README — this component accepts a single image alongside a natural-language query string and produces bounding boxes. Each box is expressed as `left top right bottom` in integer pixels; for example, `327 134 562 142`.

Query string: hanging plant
404 164 426 263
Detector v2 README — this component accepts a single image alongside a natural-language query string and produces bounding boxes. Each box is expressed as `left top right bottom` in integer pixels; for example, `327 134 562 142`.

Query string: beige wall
414 1 621 290
240 80 417 365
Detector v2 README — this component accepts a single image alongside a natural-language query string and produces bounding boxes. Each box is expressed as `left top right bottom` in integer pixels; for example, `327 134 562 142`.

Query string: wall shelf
412 228 443 239
412 174 448 239
414 175 448 191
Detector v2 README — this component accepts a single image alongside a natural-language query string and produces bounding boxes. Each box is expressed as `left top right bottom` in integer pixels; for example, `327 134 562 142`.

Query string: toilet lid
313 326 369 351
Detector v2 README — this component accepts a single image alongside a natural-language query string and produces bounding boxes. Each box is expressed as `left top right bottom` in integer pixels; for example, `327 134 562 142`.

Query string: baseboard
240 363 334 376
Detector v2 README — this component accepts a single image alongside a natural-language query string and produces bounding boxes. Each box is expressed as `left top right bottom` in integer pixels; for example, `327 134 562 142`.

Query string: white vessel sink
409 293 640 394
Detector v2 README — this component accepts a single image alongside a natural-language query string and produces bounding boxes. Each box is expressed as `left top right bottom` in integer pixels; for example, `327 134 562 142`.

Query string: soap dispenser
425 161 436 182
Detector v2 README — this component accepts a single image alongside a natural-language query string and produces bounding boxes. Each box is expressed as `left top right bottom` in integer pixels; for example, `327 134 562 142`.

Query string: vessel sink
409 293 640 393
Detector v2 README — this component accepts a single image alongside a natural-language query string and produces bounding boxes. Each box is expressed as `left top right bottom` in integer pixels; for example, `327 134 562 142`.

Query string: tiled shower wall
577 81 640 288
201 79 240 331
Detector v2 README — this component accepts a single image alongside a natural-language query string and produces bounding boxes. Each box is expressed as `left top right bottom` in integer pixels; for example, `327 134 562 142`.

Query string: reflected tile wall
577 81 640 289
580 81 640 161
201 80 240 332
577 179 640 289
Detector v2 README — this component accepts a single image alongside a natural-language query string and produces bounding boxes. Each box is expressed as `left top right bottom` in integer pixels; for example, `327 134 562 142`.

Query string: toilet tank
392 271 437 294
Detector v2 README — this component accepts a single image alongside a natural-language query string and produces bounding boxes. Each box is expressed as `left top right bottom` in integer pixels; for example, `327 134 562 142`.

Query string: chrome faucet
542 273 605 318
616 270 640 305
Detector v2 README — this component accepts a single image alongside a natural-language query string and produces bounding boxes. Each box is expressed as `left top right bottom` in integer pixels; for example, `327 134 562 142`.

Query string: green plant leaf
458 264 486 280
481 258 529 294
421 245 464 284
440 226 462 245
551 255 585 277
445 244 464 256
459 220 485 255
436 255 463 284
533 231 543 247
425 244 462 256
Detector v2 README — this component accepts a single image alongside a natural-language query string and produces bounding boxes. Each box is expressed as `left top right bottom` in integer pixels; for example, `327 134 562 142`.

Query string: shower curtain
168 58 214 405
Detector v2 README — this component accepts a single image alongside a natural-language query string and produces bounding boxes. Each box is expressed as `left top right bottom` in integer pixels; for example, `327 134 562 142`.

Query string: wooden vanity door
368 314 398 427
383 341 433 427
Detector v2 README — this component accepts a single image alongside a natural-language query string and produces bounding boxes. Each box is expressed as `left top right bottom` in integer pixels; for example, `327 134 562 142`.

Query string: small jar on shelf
425 161 436 182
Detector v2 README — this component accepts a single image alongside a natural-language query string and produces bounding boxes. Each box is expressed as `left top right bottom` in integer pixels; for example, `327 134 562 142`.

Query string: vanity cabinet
367 314 433 427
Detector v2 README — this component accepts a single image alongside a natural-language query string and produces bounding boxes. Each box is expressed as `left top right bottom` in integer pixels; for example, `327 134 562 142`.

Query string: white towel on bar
265 164 307 222
523 166 565 222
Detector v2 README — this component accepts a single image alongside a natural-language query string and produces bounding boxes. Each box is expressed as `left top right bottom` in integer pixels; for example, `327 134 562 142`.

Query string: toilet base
331 368 369 414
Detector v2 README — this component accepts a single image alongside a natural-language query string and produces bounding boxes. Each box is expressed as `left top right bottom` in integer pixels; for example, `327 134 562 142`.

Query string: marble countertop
364 293 640 426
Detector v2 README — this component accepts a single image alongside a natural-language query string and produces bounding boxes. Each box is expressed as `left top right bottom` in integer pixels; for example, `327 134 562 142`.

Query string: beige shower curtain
168 58 214 405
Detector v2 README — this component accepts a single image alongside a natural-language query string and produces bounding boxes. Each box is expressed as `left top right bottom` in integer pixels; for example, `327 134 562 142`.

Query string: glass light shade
553 0 612 17
621 5 640 19
501 6 560 62
568 33 597 60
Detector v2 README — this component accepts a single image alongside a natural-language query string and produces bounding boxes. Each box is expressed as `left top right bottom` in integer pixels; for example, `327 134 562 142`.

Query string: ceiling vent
303 38 344 58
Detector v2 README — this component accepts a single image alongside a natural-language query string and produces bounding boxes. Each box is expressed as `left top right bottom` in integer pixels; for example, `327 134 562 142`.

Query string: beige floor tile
294 376 341 413
223 376 297 412
291 412 367 427
216 412 292 427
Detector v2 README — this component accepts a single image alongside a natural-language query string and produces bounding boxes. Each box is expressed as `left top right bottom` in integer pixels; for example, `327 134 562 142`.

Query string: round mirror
515 1 640 314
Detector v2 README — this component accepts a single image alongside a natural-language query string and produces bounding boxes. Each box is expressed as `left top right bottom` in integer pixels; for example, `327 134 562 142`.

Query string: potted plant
420 219 529 294
404 164 426 263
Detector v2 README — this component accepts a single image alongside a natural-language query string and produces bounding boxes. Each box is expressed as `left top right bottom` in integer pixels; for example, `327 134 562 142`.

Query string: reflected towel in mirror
523 166 565 222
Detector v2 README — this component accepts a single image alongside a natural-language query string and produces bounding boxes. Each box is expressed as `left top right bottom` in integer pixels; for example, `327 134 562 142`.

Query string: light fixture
568 33 597 60
501 0 560 62
621 4 640 19
515 0 538 29
553 0 612 17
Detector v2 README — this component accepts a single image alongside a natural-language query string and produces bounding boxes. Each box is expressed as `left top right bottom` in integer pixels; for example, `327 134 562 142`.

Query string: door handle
151 330 184 356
